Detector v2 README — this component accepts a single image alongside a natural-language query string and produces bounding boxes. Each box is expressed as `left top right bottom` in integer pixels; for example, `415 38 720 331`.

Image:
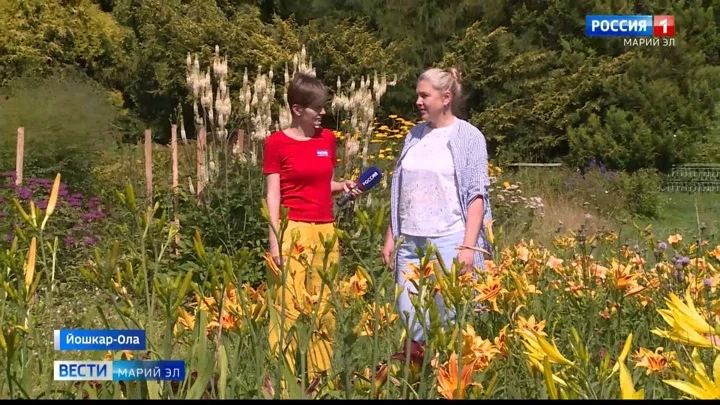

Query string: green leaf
146 380 162 400
187 310 212 399
217 344 229 399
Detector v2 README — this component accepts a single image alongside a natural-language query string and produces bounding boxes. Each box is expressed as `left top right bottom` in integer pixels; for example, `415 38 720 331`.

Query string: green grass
629 192 720 240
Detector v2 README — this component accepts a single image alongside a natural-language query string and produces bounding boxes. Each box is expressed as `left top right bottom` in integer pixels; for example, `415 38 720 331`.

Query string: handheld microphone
337 166 383 207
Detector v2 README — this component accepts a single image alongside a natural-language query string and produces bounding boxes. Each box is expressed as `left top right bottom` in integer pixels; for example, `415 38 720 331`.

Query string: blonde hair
418 67 465 116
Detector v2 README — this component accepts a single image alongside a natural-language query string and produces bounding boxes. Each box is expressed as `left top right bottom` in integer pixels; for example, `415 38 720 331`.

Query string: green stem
275 224 288 398
141 221 151 334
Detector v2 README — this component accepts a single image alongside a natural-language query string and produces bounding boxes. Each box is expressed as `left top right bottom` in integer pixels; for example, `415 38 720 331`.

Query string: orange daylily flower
565 280 585 298
484 260 498 273
461 325 500 371
345 269 369 298
668 233 682 245
710 245 720 260
546 256 564 271
494 325 510 357
516 315 547 337
592 263 609 281
403 260 437 285
611 259 644 291
177 307 196 330
516 245 530 262
208 311 237 331
633 347 674 375
436 352 478 399
473 273 508 312
637 295 654 307
631 254 646 267
291 242 307 257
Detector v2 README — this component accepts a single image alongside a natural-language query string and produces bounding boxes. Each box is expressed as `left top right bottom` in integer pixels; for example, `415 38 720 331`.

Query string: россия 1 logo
585 15 675 47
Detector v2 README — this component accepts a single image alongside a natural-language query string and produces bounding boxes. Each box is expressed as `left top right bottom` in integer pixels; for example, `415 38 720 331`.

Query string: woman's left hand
457 248 475 275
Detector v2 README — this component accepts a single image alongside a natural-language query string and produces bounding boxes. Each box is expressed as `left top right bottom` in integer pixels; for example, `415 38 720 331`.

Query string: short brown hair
287 73 327 109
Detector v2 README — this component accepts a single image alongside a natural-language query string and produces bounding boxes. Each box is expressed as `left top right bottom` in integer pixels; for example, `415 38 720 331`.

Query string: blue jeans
393 231 484 343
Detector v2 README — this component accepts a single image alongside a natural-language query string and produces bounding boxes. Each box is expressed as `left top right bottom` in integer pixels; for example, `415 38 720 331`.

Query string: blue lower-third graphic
54 360 185 381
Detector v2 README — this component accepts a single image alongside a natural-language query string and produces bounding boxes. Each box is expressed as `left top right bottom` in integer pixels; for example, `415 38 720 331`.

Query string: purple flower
658 242 667 251
82 236 100 246
64 236 76 247
87 197 101 210
2 172 17 182
704 278 712 289
5 233 14 242
81 210 106 222
680 256 690 265
0 211 6 218
17 187 32 200
0 197 4 205
36 200 48 210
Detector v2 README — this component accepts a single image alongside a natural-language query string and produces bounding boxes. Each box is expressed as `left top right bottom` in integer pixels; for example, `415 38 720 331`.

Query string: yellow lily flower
663 349 720 399
518 328 572 387
651 290 719 348
529 329 573 366
616 333 645 399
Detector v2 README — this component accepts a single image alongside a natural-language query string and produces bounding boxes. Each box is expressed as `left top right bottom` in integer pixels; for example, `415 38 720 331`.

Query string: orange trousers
267 220 339 380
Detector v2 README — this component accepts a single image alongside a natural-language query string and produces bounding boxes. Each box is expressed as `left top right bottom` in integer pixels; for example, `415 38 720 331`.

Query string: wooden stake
144 129 153 206
15 127 24 186
171 124 180 253
343 132 352 178
234 129 244 155
196 127 206 200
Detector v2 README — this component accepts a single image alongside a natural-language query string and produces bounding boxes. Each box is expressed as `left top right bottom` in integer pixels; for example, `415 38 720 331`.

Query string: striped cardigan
389 117 494 265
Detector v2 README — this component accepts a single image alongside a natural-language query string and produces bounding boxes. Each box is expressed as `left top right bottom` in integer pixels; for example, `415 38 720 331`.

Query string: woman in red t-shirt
262 73 355 385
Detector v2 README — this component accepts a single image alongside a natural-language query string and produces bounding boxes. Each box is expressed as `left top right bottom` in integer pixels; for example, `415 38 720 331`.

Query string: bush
618 168 664 219
174 158 269 287
563 160 663 220
0 69 123 193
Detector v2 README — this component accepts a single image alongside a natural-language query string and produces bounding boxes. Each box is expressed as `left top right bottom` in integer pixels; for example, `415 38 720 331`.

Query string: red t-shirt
262 128 338 223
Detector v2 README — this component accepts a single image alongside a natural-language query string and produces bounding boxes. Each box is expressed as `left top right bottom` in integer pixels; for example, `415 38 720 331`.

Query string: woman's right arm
266 173 281 264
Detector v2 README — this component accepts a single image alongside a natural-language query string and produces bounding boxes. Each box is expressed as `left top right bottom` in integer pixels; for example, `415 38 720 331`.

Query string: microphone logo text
361 171 379 188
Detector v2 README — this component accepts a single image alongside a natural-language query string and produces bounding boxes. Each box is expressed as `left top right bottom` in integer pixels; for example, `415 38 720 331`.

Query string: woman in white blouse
381 67 493 344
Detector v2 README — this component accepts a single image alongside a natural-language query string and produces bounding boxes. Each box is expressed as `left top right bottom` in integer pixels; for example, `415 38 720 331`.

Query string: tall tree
442 0 720 171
